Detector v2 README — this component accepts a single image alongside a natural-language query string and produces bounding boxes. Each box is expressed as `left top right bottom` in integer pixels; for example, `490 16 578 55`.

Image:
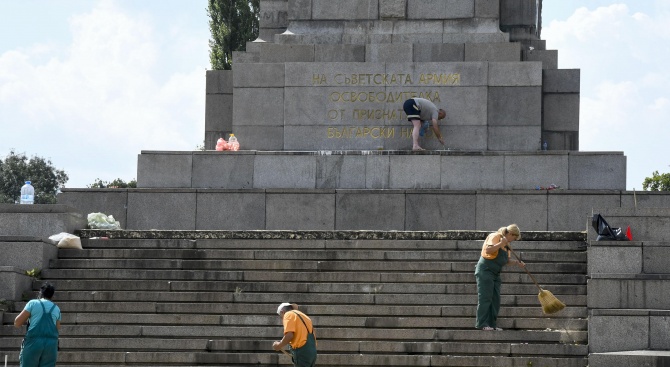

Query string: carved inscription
311 72 461 139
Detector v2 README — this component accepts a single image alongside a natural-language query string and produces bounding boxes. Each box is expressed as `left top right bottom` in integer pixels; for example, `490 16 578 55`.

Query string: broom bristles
538 289 566 314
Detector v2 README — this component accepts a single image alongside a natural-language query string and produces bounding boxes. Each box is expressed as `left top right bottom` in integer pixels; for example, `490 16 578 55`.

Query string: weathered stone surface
413 44 465 62
504 154 569 190
0 205 87 238
380 0 406 19
205 94 232 131
543 94 580 131
408 0 475 20
192 153 255 189
58 190 128 229
233 88 284 127
524 49 558 69
488 126 541 151
196 191 267 231
406 191 477 230
543 69 580 93
476 191 548 231
465 43 521 62
288 0 311 20
316 155 367 189
315 44 366 62
137 152 192 188
488 62 542 86
233 63 285 88
230 126 285 150
266 191 336 230
488 87 542 126
206 70 233 94
569 152 626 190
388 155 441 189
259 0 289 28
78 228 586 241
253 155 317 188
312 0 379 20
126 191 197 230
589 314 649 353
366 43 413 62
548 191 620 231
475 0 499 18
259 44 315 63
440 154 504 189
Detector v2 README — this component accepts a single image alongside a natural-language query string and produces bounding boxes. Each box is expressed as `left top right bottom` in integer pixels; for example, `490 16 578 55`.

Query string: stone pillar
205 70 234 150
255 0 289 43
499 0 542 46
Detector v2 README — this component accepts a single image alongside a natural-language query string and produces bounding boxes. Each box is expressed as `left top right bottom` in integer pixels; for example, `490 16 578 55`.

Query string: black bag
591 213 629 241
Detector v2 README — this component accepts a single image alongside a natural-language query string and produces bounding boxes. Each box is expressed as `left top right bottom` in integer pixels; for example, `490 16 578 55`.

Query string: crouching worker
273 302 317 367
14 282 62 367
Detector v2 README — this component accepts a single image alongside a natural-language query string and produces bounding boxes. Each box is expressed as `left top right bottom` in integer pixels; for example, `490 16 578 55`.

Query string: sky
0 1 668 190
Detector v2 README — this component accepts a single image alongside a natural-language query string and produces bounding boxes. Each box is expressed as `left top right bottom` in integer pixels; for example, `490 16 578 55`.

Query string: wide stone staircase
1 231 588 366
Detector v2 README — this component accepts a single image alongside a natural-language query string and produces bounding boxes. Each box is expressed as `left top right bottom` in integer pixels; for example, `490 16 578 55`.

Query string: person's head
438 109 446 120
39 282 56 300
498 224 521 241
277 302 297 317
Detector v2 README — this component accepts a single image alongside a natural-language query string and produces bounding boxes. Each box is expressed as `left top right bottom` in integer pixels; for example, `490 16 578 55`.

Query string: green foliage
25 268 42 279
0 150 68 204
88 178 137 189
642 171 670 191
207 0 260 70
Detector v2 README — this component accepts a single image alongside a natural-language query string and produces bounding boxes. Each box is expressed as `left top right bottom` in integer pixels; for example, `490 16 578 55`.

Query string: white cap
277 302 292 315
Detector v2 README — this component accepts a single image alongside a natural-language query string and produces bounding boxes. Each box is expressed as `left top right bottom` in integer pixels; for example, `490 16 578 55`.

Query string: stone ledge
0 204 82 214
77 229 586 241
589 273 670 280
591 309 670 317
0 236 45 242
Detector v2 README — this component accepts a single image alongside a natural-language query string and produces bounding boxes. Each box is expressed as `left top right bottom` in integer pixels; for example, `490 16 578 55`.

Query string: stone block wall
58 187 670 233
227 61 548 151
134 150 626 191
542 69 580 150
205 70 233 150
0 237 59 301
205 0 577 152
587 208 670 357
0 204 87 238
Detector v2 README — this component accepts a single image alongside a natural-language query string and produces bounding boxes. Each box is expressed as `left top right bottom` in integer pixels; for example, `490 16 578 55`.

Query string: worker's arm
273 331 294 351
485 234 507 255
431 119 445 145
14 310 30 328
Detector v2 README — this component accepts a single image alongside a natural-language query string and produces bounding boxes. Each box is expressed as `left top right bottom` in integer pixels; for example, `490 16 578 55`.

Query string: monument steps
0 232 588 366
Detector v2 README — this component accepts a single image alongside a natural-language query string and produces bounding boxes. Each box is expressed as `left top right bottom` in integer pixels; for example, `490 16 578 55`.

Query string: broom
507 245 566 314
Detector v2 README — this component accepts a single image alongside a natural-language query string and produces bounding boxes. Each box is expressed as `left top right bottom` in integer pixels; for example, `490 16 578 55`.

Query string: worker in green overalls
475 224 526 330
273 303 317 367
14 282 61 367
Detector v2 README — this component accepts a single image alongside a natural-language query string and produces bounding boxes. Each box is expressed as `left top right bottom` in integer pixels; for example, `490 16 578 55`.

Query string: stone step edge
79 229 586 241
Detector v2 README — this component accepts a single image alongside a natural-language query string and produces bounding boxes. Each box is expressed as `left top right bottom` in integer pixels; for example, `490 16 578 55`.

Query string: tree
642 171 670 191
0 150 68 204
88 178 137 189
208 0 260 70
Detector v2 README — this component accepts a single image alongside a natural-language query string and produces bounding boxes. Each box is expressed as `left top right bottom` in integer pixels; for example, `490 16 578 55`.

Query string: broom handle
507 245 543 292
280 349 290 356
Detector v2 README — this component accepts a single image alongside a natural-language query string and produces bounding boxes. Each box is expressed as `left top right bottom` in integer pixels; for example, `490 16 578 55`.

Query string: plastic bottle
542 141 548 151
228 134 239 151
20 181 35 204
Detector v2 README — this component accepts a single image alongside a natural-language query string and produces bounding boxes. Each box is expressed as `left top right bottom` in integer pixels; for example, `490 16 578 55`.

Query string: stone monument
63 0 633 232
205 0 579 152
